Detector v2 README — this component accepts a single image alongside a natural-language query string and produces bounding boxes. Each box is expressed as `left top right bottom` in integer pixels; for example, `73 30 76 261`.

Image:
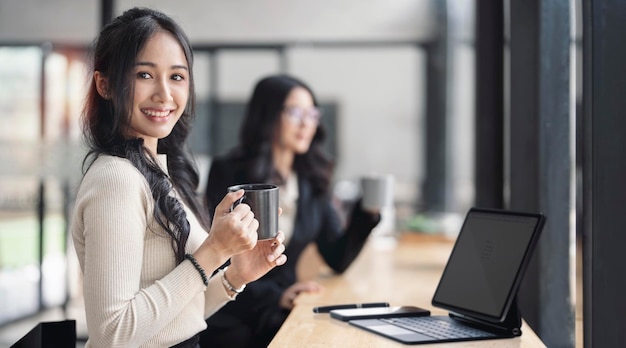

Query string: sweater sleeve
72 158 231 347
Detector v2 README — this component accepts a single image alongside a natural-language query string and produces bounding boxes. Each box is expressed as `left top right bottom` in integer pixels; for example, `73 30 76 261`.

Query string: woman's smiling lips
141 108 173 121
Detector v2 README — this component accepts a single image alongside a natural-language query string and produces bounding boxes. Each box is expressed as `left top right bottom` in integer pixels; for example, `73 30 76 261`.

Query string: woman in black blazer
199 74 381 348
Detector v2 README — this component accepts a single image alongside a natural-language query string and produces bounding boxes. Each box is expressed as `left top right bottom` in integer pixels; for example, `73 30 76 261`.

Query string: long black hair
81 7 208 263
236 74 332 196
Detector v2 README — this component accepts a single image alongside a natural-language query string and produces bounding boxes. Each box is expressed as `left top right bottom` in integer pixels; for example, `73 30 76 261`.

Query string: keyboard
381 316 497 340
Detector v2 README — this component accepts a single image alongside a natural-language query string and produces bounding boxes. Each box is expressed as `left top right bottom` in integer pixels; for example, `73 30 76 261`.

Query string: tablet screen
431 208 544 322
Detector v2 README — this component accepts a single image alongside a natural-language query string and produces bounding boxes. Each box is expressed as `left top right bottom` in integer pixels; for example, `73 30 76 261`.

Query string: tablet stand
449 297 523 336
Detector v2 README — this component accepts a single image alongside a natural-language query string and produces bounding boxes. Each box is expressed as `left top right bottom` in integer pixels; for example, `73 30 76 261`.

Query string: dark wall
583 1 626 346
481 0 575 346
474 0 504 209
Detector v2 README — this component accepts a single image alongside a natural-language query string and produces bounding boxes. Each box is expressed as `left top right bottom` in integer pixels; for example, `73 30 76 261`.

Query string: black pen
312 302 390 313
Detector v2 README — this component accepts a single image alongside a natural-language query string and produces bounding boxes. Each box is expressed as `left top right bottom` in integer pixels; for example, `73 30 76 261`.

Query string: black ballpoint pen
312 302 390 313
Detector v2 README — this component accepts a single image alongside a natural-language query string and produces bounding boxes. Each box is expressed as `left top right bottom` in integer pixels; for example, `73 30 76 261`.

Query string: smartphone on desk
330 306 430 322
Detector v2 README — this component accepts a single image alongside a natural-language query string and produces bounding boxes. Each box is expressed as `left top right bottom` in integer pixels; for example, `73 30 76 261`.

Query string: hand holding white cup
360 174 394 213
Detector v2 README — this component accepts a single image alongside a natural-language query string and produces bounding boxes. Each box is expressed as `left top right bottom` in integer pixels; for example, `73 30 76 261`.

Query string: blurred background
0 0 596 347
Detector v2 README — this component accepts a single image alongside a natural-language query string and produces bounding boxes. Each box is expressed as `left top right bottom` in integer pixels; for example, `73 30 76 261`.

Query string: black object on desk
312 302 389 313
11 320 76 348
330 306 430 321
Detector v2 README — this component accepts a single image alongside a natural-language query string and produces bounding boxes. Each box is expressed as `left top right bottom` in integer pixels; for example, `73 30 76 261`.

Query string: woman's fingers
215 189 245 216
274 253 287 266
267 241 286 263
238 208 255 228
211 204 258 253
271 230 285 246
280 281 324 309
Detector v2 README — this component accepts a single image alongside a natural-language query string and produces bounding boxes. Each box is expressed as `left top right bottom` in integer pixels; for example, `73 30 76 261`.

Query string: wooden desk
270 233 546 347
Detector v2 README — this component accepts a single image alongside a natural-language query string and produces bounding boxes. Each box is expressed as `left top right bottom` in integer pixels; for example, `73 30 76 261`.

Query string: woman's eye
137 71 151 79
172 74 184 81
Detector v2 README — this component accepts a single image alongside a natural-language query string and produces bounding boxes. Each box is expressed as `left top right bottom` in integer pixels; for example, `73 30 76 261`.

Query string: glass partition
0 45 87 326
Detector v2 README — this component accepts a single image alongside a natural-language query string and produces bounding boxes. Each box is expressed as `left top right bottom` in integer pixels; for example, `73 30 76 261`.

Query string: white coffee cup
361 174 394 211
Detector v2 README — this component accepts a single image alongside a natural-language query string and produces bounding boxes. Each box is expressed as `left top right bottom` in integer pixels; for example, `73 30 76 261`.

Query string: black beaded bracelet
184 254 208 286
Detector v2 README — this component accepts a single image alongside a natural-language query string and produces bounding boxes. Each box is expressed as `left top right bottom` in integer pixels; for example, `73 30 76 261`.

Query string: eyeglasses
282 106 322 125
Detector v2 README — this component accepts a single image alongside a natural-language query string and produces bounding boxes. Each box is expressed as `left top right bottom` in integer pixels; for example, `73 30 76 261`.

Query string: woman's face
277 86 320 155
128 31 190 153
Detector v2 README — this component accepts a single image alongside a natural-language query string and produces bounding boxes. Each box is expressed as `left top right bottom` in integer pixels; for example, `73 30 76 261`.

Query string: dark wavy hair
81 7 208 263
236 74 333 196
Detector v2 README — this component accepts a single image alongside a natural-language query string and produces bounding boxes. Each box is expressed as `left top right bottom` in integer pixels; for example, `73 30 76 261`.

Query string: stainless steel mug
228 183 279 240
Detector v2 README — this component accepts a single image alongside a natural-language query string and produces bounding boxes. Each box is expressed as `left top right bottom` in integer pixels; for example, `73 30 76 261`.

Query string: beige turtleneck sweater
71 154 232 347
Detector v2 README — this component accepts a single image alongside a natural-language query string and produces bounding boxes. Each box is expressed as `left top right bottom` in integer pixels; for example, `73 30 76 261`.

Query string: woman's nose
153 78 174 102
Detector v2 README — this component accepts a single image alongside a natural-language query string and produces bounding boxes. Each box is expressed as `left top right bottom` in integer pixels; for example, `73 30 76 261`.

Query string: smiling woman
93 31 190 154
70 7 287 347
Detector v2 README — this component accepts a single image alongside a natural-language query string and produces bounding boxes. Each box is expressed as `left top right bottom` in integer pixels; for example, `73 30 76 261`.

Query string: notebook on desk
349 207 545 345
